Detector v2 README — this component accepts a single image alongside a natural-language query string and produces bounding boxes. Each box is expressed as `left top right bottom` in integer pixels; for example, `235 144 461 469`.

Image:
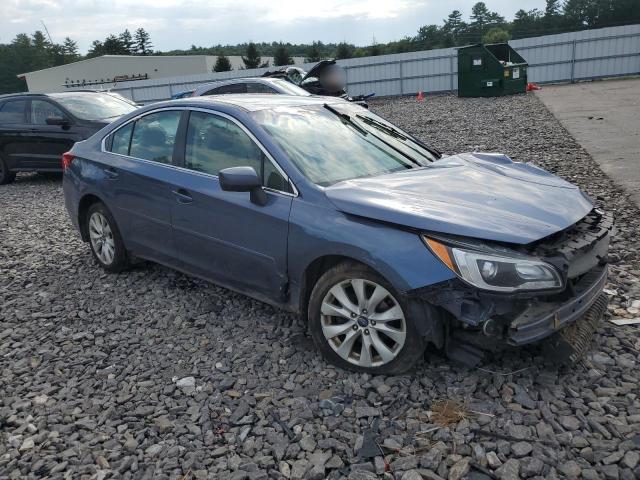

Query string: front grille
532 208 613 256
525 208 613 280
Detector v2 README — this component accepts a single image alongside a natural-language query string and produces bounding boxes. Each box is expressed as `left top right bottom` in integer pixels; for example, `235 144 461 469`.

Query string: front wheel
0 155 16 185
308 262 426 374
86 202 128 273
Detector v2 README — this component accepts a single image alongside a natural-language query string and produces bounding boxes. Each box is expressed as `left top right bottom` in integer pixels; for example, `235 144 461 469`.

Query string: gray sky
2 0 546 53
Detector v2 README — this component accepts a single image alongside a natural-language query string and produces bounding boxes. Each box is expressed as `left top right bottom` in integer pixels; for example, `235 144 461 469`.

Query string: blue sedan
62 95 611 373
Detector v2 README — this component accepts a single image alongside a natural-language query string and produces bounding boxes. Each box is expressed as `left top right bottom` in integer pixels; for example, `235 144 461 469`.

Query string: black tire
0 155 16 185
86 202 129 273
39 172 63 180
308 261 426 374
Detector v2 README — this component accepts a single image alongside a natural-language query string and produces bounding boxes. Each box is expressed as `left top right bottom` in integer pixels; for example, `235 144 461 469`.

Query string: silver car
191 77 311 97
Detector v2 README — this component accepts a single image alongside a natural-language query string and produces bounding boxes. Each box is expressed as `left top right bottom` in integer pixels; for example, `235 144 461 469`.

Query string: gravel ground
1 92 639 480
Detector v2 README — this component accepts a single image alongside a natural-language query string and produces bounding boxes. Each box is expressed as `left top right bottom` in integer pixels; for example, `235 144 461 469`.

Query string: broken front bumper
410 208 613 356
508 264 608 345
412 263 608 353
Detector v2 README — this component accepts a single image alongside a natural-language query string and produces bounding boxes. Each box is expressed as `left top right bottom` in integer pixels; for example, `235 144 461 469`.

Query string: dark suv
0 91 137 184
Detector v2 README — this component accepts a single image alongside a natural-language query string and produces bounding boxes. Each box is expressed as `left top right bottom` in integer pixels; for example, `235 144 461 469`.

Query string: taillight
62 152 75 170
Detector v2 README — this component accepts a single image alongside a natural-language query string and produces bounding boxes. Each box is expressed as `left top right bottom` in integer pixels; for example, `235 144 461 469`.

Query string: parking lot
1 92 639 480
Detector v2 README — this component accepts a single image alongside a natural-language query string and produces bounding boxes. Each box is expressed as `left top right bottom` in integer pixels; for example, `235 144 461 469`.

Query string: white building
18 55 306 93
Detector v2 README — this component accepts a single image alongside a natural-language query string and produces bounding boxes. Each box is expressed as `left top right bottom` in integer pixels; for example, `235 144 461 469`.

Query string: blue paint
64 95 594 313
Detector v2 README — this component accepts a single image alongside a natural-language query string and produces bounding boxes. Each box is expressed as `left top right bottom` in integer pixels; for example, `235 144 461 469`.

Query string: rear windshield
53 93 137 121
251 105 430 186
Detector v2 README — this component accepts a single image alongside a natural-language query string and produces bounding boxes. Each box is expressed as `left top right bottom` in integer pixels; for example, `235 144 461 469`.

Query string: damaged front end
411 208 614 365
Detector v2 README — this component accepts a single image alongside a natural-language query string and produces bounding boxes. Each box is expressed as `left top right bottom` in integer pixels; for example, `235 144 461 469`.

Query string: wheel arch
297 252 448 350
298 254 394 324
77 193 105 242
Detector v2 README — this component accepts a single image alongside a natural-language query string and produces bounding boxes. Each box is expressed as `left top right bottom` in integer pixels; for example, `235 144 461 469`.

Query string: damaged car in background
62 95 612 374
262 59 374 106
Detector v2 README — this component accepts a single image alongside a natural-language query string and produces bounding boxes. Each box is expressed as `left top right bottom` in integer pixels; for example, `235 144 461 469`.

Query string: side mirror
46 116 70 126
219 166 267 206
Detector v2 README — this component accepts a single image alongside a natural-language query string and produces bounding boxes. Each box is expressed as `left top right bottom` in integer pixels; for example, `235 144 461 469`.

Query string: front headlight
424 236 562 292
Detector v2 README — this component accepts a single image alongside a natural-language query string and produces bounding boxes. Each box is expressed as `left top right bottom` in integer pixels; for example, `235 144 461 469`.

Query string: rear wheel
308 261 425 374
86 202 128 272
0 155 16 185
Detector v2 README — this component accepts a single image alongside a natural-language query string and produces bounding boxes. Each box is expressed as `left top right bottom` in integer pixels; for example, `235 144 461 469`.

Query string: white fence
91 24 640 103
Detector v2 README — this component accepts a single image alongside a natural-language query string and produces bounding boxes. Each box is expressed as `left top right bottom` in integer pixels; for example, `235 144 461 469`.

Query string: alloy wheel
320 278 406 368
89 211 116 265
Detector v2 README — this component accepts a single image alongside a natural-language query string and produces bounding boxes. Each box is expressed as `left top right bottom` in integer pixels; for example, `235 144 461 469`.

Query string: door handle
103 168 119 179
172 189 193 204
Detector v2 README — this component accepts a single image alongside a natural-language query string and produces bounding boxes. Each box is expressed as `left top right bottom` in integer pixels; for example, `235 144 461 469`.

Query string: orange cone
417 90 425 101
526 82 541 91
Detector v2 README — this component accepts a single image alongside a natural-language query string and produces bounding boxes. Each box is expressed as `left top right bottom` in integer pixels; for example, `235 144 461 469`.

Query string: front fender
287 198 456 311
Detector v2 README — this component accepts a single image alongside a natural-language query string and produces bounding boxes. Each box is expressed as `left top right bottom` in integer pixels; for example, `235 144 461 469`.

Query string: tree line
1 1 638 93
184 0 640 69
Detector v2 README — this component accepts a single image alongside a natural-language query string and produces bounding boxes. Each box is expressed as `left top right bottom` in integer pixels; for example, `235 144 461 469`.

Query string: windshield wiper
355 114 442 157
323 104 369 136
323 103 422 167
355 114 408 140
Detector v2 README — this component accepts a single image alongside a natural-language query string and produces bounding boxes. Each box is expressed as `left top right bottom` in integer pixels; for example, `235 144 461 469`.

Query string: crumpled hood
325 152 594 244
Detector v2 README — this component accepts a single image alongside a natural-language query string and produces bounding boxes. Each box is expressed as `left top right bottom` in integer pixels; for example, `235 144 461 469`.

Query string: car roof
0 92 47 100
197 77 286 87
173 94 350 112
192 77 297 93
0 91 121 100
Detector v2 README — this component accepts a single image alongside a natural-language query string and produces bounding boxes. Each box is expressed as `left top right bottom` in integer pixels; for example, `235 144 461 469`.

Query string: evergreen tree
335 42 353 59
543 0 562 31
469 2 491 40
62 37 79 62
415 25 443 49
87 40 105 58
273 43 293 66
442 10 467 45
545 0 562 17
213 54 232 72
242 42 261 69
563 0 595 28
30 31 52 66
12 33 32 49
512 9 544 38
612 0 640 26
119 29 135 54
31 31 50 50
103 35 128 55
134 28 153 55
305 41 322 63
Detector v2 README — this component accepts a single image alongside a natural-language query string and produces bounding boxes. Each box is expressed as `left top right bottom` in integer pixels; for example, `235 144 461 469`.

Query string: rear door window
30 100 66 125
0 100 27 124
129 110 182 164
204 83 247 95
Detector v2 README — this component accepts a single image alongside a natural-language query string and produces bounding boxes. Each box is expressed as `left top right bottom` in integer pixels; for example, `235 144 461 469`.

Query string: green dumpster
457 43 528 97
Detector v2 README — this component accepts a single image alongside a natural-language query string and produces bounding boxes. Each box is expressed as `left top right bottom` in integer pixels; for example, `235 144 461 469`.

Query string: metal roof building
18 54 306 93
